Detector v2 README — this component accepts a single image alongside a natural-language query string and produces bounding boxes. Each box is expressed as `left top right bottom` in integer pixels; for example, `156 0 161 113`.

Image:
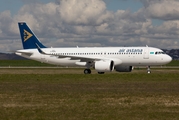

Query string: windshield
155 51 165 55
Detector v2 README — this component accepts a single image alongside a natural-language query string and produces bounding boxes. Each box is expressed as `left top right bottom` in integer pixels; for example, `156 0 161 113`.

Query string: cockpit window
155 51 165 55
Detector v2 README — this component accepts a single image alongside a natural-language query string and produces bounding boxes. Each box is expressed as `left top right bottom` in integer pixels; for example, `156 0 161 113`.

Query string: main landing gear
84 69 105 74
98 72 105 74
147 66 151 74
84 69 91 74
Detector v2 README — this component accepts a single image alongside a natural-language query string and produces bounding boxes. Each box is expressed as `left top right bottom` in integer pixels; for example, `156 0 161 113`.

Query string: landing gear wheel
147 66 151 74
84 69 91 74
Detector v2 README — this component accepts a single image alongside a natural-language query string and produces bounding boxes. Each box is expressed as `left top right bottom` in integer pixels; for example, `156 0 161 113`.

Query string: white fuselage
16 46 172 67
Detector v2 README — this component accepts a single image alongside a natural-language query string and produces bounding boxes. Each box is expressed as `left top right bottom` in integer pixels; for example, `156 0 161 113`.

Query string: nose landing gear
147 66 151 74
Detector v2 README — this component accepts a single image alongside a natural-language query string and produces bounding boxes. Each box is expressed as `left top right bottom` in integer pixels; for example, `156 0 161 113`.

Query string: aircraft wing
58 54 103 62
35 43 122 65
36 43 109 62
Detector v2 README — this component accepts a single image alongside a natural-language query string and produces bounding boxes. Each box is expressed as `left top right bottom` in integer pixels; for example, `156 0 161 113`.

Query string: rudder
18 22 46 49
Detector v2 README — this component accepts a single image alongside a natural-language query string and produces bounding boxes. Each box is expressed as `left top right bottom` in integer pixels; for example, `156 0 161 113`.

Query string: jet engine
115 65 133 72
95 60 114 72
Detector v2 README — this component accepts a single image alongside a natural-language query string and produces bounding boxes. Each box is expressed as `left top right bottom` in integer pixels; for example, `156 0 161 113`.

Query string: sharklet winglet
35 43 46 54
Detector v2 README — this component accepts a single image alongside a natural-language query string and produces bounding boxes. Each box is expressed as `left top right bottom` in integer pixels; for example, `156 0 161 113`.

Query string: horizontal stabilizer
15 50 33 56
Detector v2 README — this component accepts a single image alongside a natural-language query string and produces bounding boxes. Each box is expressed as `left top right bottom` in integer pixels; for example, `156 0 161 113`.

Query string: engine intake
95 60 114 72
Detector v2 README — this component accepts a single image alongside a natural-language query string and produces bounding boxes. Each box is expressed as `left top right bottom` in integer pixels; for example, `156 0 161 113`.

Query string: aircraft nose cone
166 55 172 63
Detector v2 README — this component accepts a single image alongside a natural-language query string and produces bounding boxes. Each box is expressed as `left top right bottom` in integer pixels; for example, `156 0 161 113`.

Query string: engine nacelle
95 60 114 72
115 65 133 72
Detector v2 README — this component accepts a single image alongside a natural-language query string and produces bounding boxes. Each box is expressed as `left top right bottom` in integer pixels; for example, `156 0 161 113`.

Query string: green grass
166 60 179 66
0 68 179 120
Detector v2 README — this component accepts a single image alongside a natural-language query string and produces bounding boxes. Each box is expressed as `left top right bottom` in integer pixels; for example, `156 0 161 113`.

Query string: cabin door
143 48 149 59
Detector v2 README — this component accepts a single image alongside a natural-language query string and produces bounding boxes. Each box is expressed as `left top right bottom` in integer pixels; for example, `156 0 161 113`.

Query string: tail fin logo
24 29 33 42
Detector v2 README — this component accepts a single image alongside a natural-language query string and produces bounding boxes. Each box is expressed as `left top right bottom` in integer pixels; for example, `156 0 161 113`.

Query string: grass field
0 68 179 120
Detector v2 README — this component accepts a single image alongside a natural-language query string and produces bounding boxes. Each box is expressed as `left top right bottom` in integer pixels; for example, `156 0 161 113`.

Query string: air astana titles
119 49 143 53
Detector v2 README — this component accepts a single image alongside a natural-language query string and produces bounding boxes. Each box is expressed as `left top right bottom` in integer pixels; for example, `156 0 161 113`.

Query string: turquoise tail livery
18 22 46 49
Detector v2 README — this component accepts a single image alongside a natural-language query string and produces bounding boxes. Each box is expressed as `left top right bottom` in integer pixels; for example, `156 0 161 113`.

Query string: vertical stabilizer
18 22 46 49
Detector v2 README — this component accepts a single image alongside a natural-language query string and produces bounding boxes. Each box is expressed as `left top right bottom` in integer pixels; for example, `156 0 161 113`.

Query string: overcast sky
0 0 179 52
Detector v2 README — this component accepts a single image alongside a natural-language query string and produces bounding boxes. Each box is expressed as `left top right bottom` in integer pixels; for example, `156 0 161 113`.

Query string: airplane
15 22 172 74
